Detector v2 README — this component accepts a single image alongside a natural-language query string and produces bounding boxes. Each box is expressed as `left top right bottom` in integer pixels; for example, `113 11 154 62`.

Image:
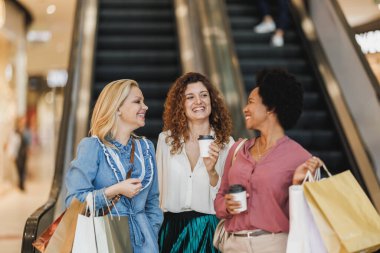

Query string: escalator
94 0 180 144
225 0 360 178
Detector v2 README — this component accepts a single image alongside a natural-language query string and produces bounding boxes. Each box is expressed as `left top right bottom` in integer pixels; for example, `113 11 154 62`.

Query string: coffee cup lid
198 135 215 140
228 184 246 193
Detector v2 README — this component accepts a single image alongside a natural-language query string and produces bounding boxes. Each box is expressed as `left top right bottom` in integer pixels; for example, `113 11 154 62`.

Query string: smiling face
117 86 148 131
184 81 212 123
243 87 270 130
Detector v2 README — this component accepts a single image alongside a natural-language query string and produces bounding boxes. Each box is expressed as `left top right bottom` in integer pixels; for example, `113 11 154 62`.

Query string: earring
117 111 121 116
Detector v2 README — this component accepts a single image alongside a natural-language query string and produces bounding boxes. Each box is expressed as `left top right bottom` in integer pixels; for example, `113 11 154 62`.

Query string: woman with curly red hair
157 72 234 252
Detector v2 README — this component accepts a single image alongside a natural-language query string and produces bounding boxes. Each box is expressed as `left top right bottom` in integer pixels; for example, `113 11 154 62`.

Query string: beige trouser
223 231 288 253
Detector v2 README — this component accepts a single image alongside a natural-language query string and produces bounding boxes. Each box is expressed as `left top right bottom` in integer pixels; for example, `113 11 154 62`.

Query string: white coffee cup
229 184 247 213
198 135 215 157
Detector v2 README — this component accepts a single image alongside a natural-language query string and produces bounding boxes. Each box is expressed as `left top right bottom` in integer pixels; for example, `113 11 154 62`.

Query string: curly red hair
163 72 232 154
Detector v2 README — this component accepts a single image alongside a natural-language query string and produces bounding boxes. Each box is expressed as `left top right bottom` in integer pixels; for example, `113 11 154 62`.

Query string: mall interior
0 0 379 252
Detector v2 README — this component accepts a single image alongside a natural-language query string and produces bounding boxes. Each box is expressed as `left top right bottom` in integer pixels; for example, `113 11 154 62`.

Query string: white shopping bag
72 193 109 253
286 170 327 253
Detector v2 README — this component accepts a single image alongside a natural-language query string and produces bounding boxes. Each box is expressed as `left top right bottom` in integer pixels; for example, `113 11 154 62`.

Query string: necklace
256 138 273 159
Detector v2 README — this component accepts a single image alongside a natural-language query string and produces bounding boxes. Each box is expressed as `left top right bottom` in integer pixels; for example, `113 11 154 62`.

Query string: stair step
96 50 178 65
93 81 172 100
236 44 303 58
287 130 339 150
243 74 315 92
97 36 176 50
239 59 309 74
98 23 174 36
100 0 171 9
99 10 172 22
232 30 299 43
296 111 331 129
95 66 179 82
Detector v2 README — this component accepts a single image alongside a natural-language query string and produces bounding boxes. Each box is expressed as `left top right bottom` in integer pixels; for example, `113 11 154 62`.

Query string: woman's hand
292 156 323 185
105 178 142 199
203 142 221 174
119 178 142 198
224 194 242 215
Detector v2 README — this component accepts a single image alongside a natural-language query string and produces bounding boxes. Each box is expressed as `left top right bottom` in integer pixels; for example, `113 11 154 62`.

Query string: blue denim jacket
65 137 163 253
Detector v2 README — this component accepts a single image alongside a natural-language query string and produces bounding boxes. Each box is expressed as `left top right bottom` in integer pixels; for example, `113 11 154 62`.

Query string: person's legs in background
253 0 289 47
271 0 289 47
254 0 276 34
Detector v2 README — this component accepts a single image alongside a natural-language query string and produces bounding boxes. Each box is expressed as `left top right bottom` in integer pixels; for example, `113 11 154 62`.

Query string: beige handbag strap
232 139 248 164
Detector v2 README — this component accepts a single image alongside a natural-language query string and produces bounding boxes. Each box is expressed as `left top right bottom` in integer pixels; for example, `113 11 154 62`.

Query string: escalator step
96 51 178 65
239 59 309 74
232 30 299 43
243 74 315 92
99 10 172 23
98 23 174 36
95 66 179 82
296 111 330 129
236 44 303 58
286 130 339 150
97 36 176 50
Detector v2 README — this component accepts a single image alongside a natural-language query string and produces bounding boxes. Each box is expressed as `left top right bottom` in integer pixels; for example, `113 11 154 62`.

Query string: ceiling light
47 70 68 88
355 30 380 54
27 30 52 42
46 4 56 15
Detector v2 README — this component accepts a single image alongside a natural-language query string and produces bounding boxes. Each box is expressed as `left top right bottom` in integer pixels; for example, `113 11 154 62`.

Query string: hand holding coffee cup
198 135 215 158
226 184 247 214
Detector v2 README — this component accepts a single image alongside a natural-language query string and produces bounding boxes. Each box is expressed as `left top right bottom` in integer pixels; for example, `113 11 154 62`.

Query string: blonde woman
65 79 163 252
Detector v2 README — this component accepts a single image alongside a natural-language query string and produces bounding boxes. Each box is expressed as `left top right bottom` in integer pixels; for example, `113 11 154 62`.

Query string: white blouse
156 131 234 214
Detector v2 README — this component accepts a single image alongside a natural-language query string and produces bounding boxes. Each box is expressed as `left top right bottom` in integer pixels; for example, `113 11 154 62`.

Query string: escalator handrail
21 1 98 252
289 0 380 211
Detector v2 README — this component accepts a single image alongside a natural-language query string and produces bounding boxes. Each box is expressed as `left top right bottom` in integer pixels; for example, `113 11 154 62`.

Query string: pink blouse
214 136 311 233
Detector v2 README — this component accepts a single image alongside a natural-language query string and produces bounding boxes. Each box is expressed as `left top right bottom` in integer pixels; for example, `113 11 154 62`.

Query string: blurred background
0 0 379 252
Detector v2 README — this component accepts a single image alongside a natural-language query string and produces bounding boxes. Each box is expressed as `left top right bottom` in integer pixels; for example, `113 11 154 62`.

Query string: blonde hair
89 79 139 147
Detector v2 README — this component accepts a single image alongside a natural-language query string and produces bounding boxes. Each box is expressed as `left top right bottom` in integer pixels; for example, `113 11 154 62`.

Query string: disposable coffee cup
198 135 215 158
229 184 247 213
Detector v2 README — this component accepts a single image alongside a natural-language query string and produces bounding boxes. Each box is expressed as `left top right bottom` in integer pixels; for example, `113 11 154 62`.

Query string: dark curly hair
255 69 303 130
163 72 233 154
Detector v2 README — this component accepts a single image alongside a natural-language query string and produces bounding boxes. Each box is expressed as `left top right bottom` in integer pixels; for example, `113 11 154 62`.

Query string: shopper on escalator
253 0 289 47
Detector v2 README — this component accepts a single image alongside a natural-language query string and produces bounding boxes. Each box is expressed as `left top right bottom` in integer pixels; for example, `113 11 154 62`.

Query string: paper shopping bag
32 211 66 252
104 215 133 253
304 170 380 253
72 192 133 253
41 198 86 253
286 184 327 253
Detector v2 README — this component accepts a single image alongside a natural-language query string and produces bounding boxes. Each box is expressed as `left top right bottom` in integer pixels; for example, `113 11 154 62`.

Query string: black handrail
21 1 84 252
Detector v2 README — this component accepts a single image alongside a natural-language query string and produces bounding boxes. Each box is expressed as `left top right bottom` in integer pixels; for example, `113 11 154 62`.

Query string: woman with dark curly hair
214 69 322 253
157 72 234 252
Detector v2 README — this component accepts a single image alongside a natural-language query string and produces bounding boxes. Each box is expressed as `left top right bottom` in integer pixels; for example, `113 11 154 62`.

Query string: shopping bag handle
320 163 332 177
301 163 332 185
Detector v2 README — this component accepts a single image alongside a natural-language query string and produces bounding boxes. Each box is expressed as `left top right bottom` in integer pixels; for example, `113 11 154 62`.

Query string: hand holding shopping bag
32 198 86 253
304 165 380 253
286 169 327 253
72 192 132 253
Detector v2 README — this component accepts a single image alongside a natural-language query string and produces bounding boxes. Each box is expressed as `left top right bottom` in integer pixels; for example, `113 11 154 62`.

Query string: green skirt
158 211 220 253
